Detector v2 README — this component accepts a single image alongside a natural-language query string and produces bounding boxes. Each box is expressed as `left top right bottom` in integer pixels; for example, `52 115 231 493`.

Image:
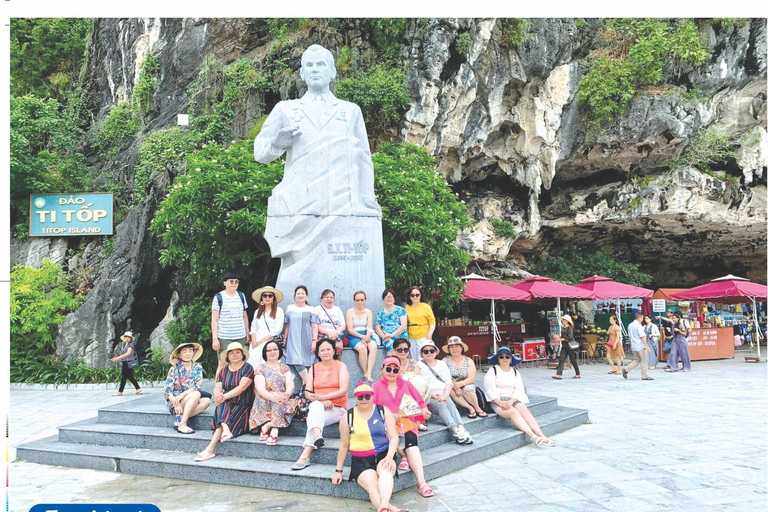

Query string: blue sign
29 193 114 237
30 505 160 512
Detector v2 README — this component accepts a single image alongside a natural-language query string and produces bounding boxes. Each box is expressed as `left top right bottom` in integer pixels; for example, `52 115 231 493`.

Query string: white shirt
248 307 285 368
483 365 529 404
627 320 647 352
418 360 452 395
314 305 345 336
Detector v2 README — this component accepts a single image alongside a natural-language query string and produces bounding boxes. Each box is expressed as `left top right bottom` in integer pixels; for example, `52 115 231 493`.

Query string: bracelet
335 469 343 473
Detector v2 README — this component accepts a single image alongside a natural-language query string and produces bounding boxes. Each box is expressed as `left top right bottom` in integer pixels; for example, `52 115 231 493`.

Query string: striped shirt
212 292 248 340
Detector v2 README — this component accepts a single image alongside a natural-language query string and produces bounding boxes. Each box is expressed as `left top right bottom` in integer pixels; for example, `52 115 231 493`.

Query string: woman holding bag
552 315 581 380
248 286 285 369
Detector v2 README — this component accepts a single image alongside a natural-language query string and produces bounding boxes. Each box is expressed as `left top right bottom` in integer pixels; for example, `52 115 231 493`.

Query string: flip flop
220 431 233 443
134 389 143 395
266 434 278 446
417 482 434 497
573 375 581 379
551 375 563 380
259 424 271 441
468 411 477 419
418 423 428 431
477 411 487 417
177 426 195 434
194 451 215 462
291 457 311 470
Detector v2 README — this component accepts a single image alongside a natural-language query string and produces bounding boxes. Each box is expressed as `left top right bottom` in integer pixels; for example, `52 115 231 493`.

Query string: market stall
436 275 531 360
670 275 767 361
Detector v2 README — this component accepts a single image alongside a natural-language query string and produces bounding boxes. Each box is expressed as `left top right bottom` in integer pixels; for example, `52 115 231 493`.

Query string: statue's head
300 44 337 90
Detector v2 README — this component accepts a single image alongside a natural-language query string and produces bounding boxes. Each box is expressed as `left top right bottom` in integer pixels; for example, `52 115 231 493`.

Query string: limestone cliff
11 18 766 367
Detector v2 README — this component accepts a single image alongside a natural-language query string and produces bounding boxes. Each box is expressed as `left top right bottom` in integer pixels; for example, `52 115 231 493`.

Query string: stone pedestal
267 214 386 314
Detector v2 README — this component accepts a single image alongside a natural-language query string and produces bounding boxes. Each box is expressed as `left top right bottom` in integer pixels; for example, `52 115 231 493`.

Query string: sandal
607 370 618 374
551 375 563 380
314 436 325 449
177 426 195 434
531 435 545 446
417 482 434 497
477 410 487 417
398 457 410 471
259 424 271 441
135 389 143 395
194 451 215 462
112 392 123 396
291 457 311 471
468 411 477 419
541 437 556 447
220 431 233 443
266 434 278 446
418 423 428 431
573 375 581 379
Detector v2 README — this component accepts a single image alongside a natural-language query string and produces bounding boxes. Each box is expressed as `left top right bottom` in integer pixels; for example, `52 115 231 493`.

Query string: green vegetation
134 127 202 201
530 246 652 287
335 65 411 138
491 219 517 239
500 19 533 49
361 19 407 59
10 261 85 379
455 32 473 56
10 95 92 233
132 53 160 115
578 19 709 127
671 127 742 182
626 196 642 210
165 297 220 376
10 18 92 101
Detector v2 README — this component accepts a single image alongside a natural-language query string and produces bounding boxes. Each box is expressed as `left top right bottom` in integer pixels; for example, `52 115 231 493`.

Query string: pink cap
382 356 401 368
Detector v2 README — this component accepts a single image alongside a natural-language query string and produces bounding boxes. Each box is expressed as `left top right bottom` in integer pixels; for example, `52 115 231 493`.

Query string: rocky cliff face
11 18 766 367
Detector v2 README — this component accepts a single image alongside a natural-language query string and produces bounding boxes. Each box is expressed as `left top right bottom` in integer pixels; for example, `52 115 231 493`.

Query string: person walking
111 331 142 396
552 315 581 380
643 315 660 370
665 312 692 373
622 312 653 381
606 315 625 375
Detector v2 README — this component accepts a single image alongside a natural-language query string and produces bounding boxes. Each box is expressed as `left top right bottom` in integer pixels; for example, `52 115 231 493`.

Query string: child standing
111 331 142 396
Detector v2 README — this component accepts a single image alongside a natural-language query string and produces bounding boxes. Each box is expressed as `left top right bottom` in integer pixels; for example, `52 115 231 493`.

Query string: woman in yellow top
332 382 402 512
404 286 435 361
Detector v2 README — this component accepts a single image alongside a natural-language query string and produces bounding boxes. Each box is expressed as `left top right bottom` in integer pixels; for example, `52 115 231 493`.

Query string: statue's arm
351 104 379 207
253 106 289 164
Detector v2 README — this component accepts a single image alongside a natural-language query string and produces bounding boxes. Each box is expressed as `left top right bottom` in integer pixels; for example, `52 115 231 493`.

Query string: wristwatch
335 469 343 473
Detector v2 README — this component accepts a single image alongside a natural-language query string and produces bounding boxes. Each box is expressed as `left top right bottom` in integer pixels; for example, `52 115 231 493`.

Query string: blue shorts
348 330 369 349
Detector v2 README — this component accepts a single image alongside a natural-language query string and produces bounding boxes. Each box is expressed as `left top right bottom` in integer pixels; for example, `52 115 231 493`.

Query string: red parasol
573 275 653 300
510 275 594 300
669 275 767 303
462 279 532 301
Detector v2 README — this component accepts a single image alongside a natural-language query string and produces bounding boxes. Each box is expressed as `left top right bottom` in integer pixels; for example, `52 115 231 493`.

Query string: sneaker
456 426 472 444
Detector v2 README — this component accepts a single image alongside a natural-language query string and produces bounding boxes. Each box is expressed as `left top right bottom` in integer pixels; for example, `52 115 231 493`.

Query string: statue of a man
254 44 385 313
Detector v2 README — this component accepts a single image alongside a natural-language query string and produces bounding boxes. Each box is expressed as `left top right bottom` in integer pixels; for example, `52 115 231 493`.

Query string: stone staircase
16 350 588 499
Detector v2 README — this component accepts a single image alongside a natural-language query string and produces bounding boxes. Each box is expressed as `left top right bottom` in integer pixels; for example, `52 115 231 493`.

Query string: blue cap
489 346 522 366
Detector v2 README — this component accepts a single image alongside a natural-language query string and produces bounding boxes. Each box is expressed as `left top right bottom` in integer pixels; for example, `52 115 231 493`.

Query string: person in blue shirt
622 312 653 380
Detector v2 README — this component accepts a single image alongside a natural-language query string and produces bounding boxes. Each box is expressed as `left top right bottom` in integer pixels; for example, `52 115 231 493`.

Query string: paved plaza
9 355 768 512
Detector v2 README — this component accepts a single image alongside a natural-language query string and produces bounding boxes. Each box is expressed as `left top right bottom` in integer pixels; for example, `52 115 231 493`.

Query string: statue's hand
273 126 302 150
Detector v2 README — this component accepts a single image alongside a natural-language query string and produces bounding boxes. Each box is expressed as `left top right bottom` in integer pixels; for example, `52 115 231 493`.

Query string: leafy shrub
10 261 85 379
10 95 91 232
578 19 709 127
10 18 92 100
361 19 407 59
165 296 219 377
133 127 202 201
132 52 160 115
530 246 652 286
500 19 533 49
93 101 141 157
671 127 741 181
491 219 517 239
455 32 473 56
335 65 410 138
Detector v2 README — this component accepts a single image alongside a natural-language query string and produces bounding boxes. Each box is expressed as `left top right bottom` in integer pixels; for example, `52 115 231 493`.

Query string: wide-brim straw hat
442 335 469 354
561 314 574 326
121 331 134 341
252 286 284 304
219 341 250 364
169 342 203 364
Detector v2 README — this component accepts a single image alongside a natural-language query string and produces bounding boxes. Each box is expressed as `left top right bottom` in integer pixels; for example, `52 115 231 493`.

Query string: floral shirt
164 362 203 403
375 306 408 340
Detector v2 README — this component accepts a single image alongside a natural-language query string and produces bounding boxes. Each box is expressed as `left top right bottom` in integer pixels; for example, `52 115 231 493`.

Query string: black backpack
216 291 247 310
347 404 386 433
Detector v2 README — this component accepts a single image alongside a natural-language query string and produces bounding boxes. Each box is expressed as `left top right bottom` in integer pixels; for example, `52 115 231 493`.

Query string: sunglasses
356 394 373 401
395 347 409 353
262 293 274 298
498 354 512 360
384 366 400 374
421 349 437 355
228 279 239 284
410 293 421 297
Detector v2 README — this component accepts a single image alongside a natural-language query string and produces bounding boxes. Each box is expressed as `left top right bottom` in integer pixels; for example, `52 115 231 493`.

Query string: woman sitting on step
291 337 349 470
249 340 296 445
332 382 404 512
164 342 211 434
483 346 555 447
195 342 255 462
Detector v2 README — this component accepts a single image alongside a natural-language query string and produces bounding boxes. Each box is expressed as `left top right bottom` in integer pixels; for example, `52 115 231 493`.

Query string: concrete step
17 406 588 499
97 394 560 439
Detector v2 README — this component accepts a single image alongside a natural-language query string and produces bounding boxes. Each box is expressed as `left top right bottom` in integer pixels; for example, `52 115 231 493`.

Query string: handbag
262 315 284 345
128 358 140 369
663 339 672 353
606 340 618 350
475 388 493 414
568 340 580 351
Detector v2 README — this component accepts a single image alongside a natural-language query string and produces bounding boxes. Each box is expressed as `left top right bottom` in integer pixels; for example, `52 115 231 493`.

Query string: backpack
216 291 247 311
347 404 386 434
475 366 519 414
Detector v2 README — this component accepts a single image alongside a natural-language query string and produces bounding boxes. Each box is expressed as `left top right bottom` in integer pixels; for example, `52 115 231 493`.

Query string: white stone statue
254 44 386 313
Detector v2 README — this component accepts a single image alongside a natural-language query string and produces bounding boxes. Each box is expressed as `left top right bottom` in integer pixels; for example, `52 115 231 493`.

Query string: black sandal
468 411 477 419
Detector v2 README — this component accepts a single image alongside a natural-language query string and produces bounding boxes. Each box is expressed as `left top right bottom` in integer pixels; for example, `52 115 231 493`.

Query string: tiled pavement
9 355 768 511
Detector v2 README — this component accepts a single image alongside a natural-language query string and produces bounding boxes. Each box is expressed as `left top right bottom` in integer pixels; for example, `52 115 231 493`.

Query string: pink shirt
372 378 427 415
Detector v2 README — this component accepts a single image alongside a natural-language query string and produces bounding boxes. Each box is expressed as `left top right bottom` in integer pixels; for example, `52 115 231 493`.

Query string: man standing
623 312 653 381
211 272 249 378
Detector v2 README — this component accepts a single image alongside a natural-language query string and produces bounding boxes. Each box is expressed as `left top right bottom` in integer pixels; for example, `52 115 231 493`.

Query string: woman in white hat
164 342 211 434
553 315 581 380
443 336 486 418
110 331 142 396
248 286 285 369
195 342 255 462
